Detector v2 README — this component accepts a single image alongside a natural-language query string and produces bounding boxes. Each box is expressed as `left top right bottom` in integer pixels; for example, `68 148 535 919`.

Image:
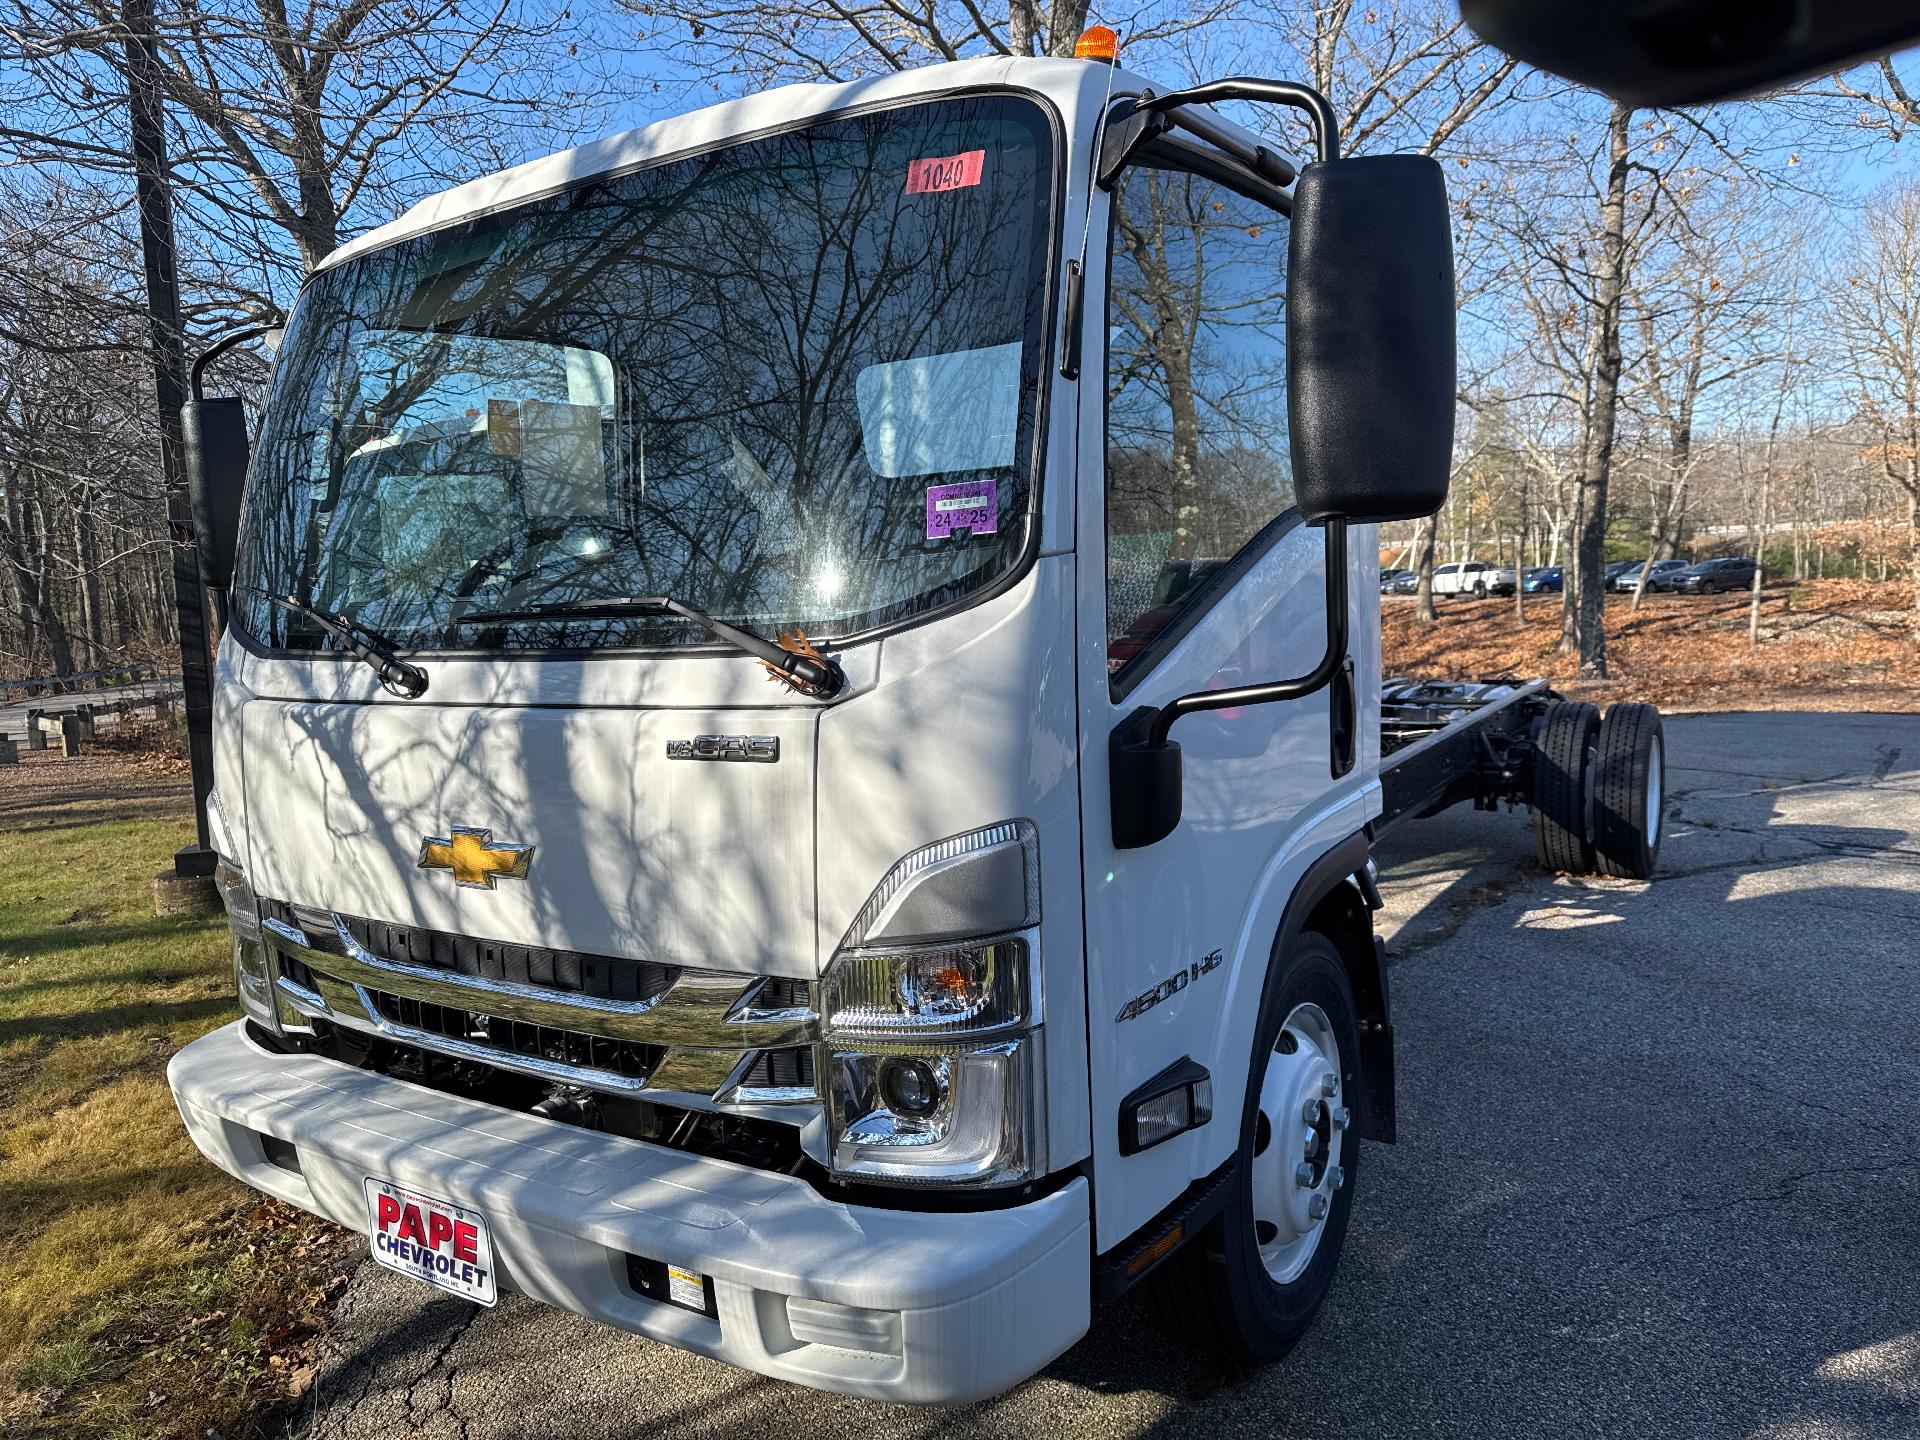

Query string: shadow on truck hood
241 701 818 978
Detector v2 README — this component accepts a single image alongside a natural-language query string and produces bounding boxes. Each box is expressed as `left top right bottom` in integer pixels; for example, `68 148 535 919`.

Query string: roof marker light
1074 25 1120 63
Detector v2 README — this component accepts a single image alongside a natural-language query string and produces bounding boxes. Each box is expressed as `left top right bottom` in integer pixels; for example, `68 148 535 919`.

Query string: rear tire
1154 931 1360 1366
1531 700 1601 874
1472 580 1487 599
1591 703 1665 879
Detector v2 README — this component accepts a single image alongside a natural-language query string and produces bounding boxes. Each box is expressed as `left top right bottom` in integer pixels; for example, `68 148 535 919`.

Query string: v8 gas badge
666 735 779 762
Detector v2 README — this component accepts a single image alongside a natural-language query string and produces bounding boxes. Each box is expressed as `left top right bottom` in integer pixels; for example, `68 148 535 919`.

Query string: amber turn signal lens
1074 24 1120 62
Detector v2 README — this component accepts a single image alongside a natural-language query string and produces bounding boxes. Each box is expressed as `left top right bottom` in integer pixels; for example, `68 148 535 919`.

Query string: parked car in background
1380 567 1413 593
1603 560 1637 586
1389 569 1420 594
1611 558 1688 593
1523 566 1563 593
1664 555 1759 593
1431 560 1496 598
1488 567 1518 595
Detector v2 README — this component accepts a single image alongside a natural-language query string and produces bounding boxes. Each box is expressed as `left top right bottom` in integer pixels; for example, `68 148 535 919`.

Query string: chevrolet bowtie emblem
416 826 534 890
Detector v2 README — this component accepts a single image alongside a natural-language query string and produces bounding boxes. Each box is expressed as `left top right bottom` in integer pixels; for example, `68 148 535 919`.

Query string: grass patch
0 793 350 1439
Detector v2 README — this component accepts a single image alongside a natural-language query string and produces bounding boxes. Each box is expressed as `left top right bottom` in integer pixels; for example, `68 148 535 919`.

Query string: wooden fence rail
0 662 167 698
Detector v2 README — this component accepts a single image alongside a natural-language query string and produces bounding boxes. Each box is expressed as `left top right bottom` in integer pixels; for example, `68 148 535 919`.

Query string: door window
1104 151 1293 687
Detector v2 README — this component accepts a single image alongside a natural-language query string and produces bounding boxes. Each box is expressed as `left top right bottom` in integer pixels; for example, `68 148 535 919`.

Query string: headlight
826 1038 1040 1187
824 934 1031 1035
213 854 280 1037
821 822 1044 1188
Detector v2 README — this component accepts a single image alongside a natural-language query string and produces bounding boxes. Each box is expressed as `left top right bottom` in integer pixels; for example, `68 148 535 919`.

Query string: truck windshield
234 95 1056 654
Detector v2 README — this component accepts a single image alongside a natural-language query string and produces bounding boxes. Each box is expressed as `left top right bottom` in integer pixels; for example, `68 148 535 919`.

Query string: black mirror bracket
1110 703 1185 850
182 322 275 604
1110 520 1350 849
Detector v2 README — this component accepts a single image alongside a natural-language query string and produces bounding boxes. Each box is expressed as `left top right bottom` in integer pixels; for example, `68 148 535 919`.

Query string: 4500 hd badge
1115 948 1224 1023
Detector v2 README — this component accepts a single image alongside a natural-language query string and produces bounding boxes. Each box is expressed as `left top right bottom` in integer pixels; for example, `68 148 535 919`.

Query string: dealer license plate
363 1177 498 1306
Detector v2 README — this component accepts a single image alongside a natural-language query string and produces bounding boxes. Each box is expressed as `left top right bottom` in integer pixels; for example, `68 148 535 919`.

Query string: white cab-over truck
167 50 1666 1404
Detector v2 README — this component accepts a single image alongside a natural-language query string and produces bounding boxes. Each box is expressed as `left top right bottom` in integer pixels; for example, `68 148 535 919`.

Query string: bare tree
1623 176 1784 609
625 0 1207 82
0 176 174 674
0 0 617 290
1829 177 1920 622
1245 0 1522 157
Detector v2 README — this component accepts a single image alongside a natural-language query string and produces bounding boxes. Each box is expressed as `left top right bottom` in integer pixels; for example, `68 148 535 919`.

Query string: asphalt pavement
294 711 1920 1440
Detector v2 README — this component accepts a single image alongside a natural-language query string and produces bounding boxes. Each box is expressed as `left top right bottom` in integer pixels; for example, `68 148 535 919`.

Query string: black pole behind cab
124 0 218 877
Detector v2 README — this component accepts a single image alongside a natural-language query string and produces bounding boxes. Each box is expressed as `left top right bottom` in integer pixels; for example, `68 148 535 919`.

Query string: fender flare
1274 829 1395 1143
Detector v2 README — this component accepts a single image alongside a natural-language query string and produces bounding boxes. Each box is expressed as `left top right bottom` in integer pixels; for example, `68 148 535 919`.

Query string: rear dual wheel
1532 700 1599 873
1591 703 1664 879
1530 700 1665 880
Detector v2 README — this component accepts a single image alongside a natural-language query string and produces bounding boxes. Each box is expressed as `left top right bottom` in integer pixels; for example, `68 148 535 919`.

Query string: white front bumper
168 1022 1090 1404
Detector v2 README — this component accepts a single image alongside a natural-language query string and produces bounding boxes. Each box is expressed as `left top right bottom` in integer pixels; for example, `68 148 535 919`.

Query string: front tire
1472 580 1487 599
1155 932 1361 1366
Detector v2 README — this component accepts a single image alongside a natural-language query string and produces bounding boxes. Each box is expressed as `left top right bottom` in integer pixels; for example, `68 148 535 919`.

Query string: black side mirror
1460 0 1920 109
182 396 250 594
1288 153 1454 526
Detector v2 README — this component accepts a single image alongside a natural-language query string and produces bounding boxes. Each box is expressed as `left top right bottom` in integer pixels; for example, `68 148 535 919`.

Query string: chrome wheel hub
1250 1001 1345 1284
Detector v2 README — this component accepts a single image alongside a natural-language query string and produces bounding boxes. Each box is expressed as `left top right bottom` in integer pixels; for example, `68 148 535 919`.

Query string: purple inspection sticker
925 480 998 540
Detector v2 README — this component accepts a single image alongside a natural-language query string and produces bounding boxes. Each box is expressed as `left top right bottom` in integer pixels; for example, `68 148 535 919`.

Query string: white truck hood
241 700 818 978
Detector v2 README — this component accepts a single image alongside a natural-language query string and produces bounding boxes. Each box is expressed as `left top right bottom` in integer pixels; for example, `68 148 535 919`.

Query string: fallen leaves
1385 580 1920 712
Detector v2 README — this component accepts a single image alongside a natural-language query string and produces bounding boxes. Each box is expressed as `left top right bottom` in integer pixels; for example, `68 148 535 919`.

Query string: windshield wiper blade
454 595 845 698
260 591 429 698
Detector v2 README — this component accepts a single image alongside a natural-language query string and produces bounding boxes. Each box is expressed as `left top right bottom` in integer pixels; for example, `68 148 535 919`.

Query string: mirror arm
1098 77 1339 194
1146 519 1349 749
1141 78 1340 165
189 322 278 400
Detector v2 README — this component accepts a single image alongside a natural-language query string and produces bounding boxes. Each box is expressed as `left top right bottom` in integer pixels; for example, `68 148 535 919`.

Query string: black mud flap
1354 936 1396 1143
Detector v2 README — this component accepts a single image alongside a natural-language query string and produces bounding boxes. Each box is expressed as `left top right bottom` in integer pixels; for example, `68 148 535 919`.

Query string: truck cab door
1072 144 1378 1251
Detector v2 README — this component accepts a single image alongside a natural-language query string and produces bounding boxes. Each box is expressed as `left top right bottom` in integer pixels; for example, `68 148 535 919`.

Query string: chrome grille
261 900 677 1003
364 988 662 1081
262 903 819 1106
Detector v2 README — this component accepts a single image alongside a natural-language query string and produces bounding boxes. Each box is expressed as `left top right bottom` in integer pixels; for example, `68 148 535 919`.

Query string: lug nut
1331 1106 1351 1131
1308 1194 1328 1220
1301 1098 1319 1125
1294 1161 1314 1187
1320 1073 1337 1097
1328 1165 1345 1192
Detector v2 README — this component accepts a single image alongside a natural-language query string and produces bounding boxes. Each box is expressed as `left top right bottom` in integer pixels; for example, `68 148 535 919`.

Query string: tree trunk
1164 345 1203 563
74 504 104 662
1415 519 1437 623
1909 487 1920 630
1573 102 1635 678
1514 504 1528 623
1560 482 1581 653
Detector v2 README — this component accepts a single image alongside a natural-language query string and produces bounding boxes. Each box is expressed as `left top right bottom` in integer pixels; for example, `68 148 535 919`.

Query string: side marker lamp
1120 1056 1213 1155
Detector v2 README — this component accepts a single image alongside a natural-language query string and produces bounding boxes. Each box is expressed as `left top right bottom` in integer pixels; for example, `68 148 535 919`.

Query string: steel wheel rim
1645 733 1664 846
1250 1001 1344 1285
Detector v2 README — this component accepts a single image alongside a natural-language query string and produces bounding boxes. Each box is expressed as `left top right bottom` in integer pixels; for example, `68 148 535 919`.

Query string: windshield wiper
454 595 845 698
259 591 430 698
